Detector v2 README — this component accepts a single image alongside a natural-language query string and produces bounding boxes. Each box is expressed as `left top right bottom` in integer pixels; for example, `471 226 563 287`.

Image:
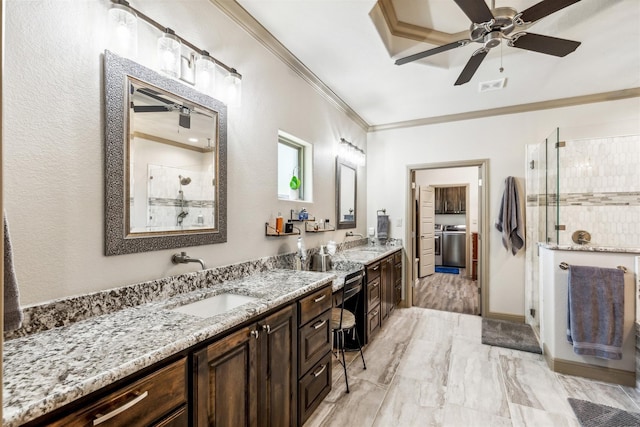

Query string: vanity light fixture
339 138 366 167
109 0 242 104
107 0 138 59
196 51 217 96
224 69 242 107
157 28 181 78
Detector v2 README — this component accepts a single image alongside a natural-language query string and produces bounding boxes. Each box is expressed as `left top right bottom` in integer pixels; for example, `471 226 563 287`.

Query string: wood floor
305 307 640 427
413 269 480 315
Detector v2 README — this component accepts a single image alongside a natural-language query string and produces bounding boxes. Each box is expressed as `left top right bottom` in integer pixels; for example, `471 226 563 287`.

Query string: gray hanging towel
567 265 624 360
4 213 23 331
495 176 525 255
377 215 389 240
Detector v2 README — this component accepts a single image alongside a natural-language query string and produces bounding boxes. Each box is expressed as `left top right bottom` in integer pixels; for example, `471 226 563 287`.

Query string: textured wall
367 99 640 317
4 0 367 305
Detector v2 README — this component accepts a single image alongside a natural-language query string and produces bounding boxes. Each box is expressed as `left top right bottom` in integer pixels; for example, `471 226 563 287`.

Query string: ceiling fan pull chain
499 40 504 73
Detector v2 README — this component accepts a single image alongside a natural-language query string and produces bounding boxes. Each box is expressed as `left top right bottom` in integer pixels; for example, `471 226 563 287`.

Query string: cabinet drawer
394 251 401 265
367 277 381 311
367 303 381 339
299 286 332 326
298 353 332 425
366 261 381 281
153 405 188 427
50 358 187 427
298 310 331 376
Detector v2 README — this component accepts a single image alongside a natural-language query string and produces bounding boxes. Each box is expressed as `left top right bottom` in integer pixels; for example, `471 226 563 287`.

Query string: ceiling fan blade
136 88 174 105
455 49 488 86
395 40 469 66
132 105 170 113
509 33 581 57
453 0 494 24
519 0 581 23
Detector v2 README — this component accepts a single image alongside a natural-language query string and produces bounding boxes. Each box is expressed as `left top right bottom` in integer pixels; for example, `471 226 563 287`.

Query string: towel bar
559 262 627 273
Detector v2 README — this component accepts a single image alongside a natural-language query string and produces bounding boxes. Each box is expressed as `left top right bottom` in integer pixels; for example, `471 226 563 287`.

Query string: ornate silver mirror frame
104 50 227 255
336 158 357 229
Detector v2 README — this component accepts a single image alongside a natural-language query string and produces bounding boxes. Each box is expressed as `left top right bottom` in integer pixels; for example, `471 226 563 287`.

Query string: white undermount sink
170 293 259 318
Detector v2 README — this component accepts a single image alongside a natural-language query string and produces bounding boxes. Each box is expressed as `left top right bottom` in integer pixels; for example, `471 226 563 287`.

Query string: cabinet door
258 305 297 427
193 325 258 427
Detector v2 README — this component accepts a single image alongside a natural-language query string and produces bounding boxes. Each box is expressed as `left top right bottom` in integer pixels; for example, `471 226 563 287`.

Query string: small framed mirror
336 158 357 229
104 50 227 255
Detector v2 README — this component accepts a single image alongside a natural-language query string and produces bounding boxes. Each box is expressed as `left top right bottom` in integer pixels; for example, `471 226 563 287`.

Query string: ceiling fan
131 86 209 129
395 0 582 85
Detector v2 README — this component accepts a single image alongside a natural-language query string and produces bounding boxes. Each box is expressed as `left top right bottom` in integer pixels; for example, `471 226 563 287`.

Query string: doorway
405 160 489 316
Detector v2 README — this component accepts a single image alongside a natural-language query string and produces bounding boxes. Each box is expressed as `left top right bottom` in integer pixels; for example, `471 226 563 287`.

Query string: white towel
495 176 525 255
4 213 23 331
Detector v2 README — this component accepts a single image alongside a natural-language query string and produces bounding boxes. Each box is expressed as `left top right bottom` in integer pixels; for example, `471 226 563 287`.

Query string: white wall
4 0 367 305
366 98 640 317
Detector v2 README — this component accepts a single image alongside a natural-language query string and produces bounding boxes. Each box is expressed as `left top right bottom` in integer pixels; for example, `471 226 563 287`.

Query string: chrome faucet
345 231 364 238
172 251 206 270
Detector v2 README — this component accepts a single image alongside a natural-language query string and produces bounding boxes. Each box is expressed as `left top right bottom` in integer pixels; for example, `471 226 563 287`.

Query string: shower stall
525 129 640 336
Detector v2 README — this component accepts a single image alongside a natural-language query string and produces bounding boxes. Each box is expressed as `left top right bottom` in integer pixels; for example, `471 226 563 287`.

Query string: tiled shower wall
525 134 640 331
555 135 640 247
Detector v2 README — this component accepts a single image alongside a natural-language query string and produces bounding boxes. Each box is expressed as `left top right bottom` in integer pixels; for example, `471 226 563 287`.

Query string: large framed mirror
104 50 227 255
336 158 357 229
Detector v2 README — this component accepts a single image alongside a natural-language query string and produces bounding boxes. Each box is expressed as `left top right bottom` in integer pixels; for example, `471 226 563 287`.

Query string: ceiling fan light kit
395 0 583 85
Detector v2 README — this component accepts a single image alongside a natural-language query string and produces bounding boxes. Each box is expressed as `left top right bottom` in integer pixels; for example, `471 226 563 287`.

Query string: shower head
179 175 191 185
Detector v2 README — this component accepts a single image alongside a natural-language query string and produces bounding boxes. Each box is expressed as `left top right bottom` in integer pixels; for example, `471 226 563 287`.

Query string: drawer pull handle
372 310 379 316
262 324 271 334
372 266 379 271
312 364 327 378
313 295 326 303
93 391 149 426
312 319 327 330
251 330 260 339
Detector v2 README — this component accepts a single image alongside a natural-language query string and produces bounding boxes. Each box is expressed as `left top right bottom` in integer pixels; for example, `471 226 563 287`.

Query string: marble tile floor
414 269 480 316
306 307 640 427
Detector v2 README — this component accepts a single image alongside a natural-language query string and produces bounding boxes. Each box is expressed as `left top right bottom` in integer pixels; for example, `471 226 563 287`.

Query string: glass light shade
157 31 181 78
224 70 242 107
196 54 217 96
338 139 365 167
108 4 138 59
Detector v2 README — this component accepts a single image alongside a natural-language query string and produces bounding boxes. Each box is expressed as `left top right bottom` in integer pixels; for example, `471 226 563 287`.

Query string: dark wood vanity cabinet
38 358 188 427
364 250 403 343
365 261 382 342
393 252 402 307
381 256 394 321
297 285 332 425
192 304 297 427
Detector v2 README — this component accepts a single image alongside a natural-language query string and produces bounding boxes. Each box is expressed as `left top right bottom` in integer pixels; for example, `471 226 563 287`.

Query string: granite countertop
328 245 402 292
538 243 640 254
2 269 335 427
3 244 404 426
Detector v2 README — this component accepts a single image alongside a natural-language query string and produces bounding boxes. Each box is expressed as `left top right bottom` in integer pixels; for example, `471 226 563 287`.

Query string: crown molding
209 0 370 131
369 88 640 132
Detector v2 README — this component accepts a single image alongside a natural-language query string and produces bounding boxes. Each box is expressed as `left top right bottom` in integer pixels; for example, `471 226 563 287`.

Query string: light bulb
108 4 138 59
157 30 181 77
196 53 216 96
224 69 242 107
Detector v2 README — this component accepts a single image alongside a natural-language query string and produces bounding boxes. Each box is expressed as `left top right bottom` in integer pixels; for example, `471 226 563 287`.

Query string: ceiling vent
479 78 507 92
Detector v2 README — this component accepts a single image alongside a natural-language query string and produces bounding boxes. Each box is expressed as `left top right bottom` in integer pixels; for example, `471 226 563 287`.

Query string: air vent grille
478 78 507 92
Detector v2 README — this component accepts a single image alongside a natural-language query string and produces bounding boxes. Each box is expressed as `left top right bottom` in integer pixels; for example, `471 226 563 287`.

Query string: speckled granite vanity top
539 243 640 254
3 269 335 427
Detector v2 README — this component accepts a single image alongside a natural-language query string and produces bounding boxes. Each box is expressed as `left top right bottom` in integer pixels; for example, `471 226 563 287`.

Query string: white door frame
405 159 490 316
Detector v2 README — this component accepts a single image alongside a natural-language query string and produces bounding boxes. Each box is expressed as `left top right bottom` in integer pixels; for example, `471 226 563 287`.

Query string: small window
278 131 312 201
